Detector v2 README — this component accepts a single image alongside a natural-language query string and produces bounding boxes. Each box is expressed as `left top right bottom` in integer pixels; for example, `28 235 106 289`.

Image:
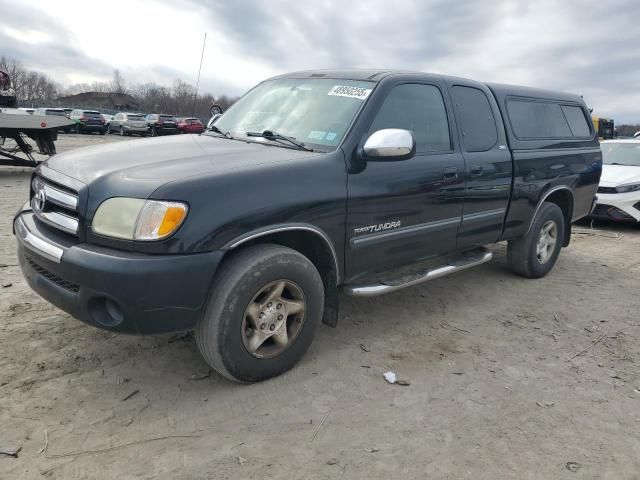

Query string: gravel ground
1 134 639 479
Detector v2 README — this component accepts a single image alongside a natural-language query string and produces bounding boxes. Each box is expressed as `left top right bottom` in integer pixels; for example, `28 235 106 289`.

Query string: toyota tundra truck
13 70 602 382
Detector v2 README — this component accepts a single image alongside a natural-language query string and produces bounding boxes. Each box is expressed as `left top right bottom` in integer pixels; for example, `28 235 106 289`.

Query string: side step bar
342 247 493 297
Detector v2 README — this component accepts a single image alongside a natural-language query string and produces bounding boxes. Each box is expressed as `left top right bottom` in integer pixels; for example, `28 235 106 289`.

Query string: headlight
616 183 640 194
92 198 188 240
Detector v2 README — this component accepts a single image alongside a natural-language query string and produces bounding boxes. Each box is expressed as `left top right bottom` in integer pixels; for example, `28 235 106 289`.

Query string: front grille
24 254 80 293
31 175 79 236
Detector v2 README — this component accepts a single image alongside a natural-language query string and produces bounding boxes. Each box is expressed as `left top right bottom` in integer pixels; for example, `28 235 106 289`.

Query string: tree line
1 57 238 118
616 124 640 138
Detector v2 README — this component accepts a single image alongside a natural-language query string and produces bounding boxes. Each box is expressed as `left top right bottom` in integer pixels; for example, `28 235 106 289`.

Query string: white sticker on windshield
328 85 372 100
308 130 326 140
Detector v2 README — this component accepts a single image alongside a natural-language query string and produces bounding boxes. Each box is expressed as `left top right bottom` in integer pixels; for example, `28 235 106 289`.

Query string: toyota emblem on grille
34 186 47 212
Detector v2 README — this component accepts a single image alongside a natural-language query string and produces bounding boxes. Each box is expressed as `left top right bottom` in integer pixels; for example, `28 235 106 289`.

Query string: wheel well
544 189 574 246
225 230 340 327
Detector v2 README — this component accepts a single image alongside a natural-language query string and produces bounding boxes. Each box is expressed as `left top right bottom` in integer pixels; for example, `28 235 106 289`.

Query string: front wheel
195 244 325 383
507 202 565 278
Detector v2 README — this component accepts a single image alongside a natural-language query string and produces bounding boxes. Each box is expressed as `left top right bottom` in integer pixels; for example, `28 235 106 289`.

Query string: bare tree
0 56 59 104
109 69 127 94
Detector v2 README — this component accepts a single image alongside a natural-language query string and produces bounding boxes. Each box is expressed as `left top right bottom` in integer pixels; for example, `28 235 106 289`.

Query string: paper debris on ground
383 371 397 384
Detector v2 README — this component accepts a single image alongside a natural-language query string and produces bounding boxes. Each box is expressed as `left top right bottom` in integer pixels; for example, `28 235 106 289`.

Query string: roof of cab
269 69 422 82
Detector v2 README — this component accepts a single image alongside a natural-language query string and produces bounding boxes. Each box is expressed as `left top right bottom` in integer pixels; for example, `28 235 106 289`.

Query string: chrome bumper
14 213 64 263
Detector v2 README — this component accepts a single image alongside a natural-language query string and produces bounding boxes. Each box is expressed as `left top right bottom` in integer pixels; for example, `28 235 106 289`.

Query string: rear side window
561 105 591 137
507 100 571 139
369 84 450 152
451 86 498 152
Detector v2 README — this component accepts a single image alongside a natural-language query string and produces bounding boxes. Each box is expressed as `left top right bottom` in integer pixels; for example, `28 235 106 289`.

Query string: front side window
214 78 375 150
368 84 451 152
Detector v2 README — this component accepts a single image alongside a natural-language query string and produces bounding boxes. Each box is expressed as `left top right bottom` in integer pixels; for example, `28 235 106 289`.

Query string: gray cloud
2 0 640 122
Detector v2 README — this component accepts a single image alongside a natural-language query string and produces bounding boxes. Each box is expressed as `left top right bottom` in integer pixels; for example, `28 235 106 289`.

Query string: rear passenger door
447 81 513 248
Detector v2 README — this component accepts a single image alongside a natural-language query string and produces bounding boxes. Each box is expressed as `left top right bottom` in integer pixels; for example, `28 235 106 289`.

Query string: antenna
191 32 207 119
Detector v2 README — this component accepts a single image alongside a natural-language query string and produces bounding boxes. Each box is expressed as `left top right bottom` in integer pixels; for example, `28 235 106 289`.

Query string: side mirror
361 129 416 161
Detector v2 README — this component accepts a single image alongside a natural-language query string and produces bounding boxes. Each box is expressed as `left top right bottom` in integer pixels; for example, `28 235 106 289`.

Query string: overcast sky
2 0 640 122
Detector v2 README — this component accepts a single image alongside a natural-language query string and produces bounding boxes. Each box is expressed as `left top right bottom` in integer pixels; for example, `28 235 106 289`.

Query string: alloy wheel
241 280 306 358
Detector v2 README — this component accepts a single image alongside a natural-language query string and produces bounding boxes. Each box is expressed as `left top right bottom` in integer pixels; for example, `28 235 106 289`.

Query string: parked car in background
176 117 205 134
34 108 72 132
108 112 148 136
69 109 106 134
146 114 178 136
592 139 640 224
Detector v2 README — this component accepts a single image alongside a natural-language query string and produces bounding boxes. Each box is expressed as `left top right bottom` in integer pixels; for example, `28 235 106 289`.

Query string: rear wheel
507 202 565 278
150 127 157 137
195 244 324 383
120 126 125 136
74 124 80 134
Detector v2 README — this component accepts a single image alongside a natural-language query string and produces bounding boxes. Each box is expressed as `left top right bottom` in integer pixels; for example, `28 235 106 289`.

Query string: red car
177 117 205 134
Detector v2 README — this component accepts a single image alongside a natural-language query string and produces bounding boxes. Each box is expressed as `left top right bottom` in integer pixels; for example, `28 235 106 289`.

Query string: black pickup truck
14 70 602 382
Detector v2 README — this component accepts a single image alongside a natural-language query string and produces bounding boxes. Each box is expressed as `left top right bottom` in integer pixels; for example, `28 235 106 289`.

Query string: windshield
602 142 640 167
127 115 144 121
213 78 374 150
160 115 175 121
84 111 102 118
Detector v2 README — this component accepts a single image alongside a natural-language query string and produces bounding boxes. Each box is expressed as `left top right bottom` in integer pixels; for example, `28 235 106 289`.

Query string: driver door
345 81 465 280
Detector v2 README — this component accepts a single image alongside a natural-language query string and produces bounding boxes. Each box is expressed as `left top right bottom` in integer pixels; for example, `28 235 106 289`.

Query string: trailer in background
592 116 615 140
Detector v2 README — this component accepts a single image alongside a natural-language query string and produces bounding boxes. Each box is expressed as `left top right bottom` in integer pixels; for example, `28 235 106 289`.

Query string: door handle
470 165 483 177
442 167 458 180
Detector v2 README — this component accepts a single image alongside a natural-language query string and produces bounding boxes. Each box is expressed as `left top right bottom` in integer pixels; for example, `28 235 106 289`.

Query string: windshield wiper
245 130 313 152
205 125 233 139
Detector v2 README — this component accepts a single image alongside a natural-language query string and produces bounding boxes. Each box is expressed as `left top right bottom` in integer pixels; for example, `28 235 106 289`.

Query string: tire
99 129 106 135
107 125 111 135
195 244 324 383
507 202 565 279
150 127 156 137
74 124 80 134
120 126 125 136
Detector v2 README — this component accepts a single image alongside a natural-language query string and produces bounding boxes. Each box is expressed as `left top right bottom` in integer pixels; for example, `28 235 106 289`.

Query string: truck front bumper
14 211 224 334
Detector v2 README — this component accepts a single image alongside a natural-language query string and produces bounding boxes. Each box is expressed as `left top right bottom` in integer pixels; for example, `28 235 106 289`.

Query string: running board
342 247 493 297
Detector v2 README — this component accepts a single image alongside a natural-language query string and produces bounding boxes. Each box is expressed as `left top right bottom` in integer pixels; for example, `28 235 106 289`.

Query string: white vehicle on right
593 139 640 224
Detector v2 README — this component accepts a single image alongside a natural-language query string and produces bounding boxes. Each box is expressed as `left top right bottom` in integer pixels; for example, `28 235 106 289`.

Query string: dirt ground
1 134 639 479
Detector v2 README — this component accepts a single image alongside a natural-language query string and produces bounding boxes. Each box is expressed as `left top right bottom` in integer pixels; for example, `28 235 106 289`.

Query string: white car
592 139 640 223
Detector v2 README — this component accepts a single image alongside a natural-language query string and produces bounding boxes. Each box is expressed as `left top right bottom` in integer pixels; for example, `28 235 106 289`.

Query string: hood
44 134 319 188
600 164 640 187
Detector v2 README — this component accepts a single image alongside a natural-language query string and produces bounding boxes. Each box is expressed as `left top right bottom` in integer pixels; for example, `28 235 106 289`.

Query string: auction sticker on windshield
328 85 372 100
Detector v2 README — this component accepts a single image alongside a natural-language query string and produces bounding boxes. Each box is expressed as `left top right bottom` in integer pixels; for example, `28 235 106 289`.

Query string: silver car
108 112 149 136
